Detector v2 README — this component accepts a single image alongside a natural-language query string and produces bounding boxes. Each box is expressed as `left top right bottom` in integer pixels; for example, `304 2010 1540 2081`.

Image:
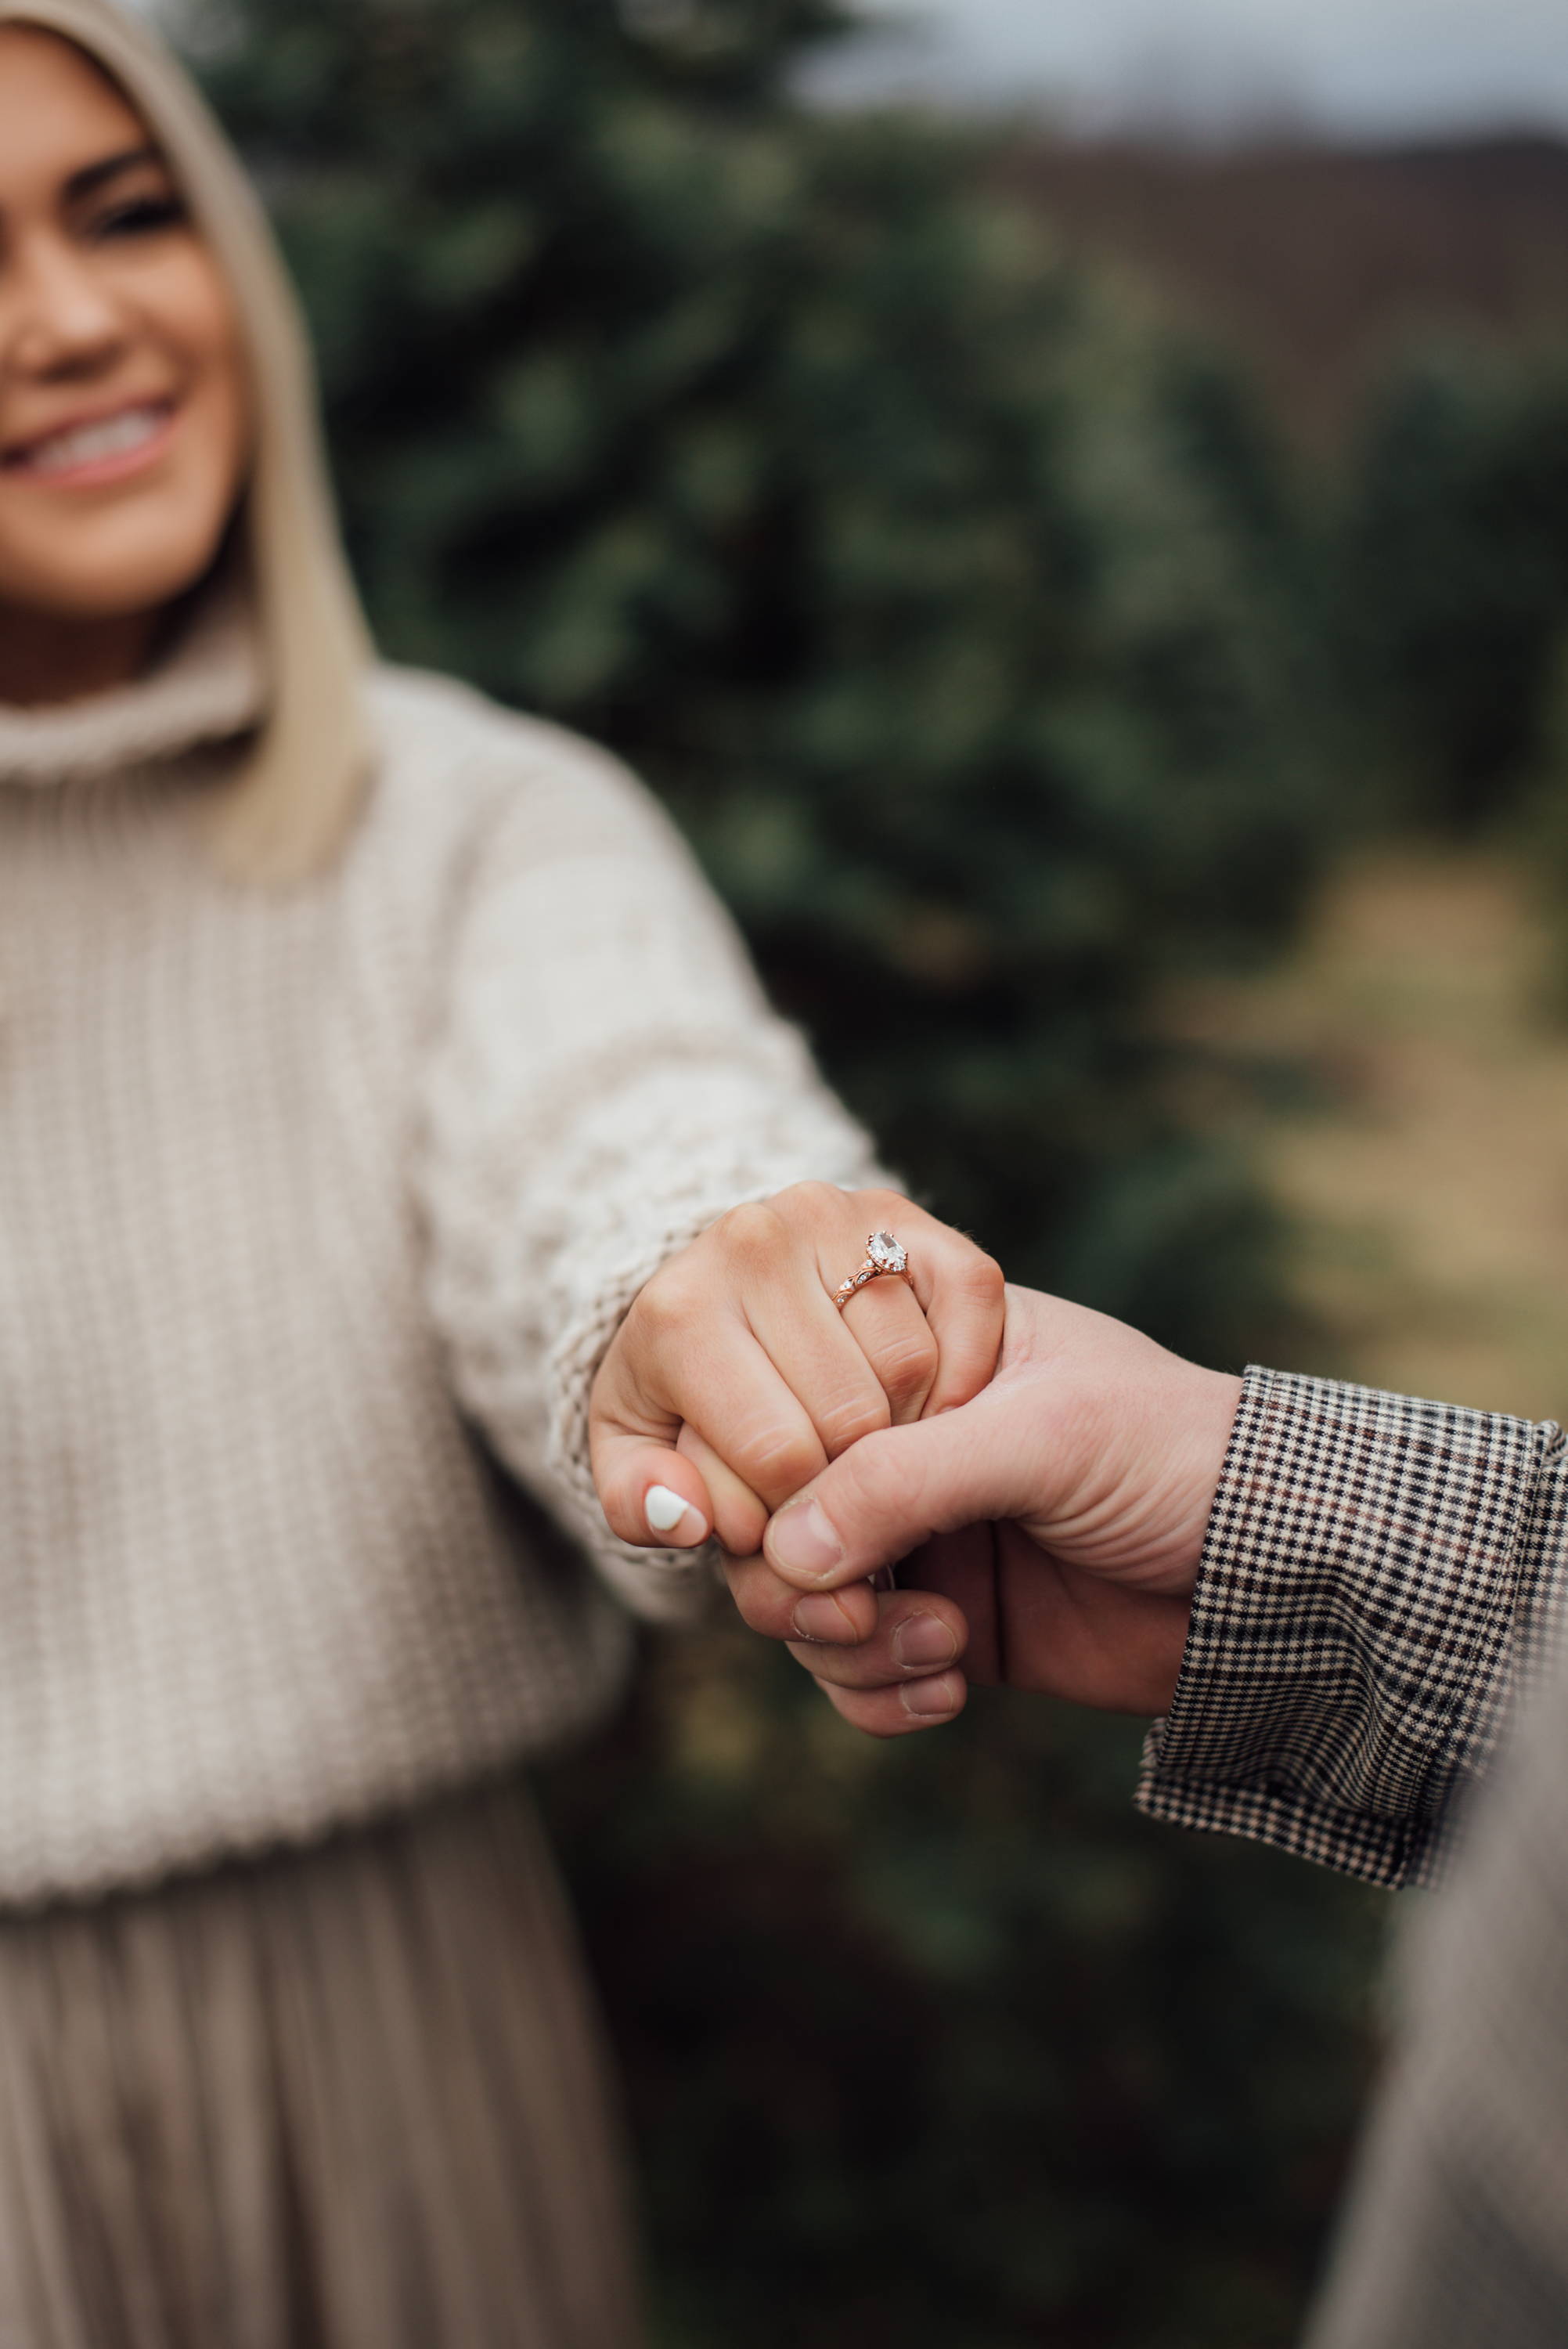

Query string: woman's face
0 26 251 635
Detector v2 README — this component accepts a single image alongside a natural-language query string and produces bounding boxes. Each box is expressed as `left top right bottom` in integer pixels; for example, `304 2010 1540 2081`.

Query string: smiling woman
0 2 976 2341
0 45 250 700
0 0 375 879
0 37 251 705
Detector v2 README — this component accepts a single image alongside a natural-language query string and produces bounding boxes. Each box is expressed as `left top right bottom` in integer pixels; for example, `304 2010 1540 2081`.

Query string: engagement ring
832 1230 913 1310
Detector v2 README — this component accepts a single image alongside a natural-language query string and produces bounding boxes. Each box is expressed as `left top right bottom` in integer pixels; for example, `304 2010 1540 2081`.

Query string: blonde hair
0 0 377 882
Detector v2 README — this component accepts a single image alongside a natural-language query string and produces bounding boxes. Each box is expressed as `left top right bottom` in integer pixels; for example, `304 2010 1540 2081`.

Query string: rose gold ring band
831 1230 912 1312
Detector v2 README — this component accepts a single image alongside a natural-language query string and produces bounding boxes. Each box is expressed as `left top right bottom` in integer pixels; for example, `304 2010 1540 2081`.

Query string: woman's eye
93 195 188 241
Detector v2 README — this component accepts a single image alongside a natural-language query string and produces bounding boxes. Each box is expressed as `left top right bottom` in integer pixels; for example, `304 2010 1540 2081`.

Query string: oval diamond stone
867 1230 906 1272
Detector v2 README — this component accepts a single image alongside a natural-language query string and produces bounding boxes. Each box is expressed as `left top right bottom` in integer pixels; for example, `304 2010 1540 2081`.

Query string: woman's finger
838 1276 939 1423
669 1195 903 1471
591 1308 828 1547
889 1206 1005 1418
589 1185 998 1558
743 1271 907 1460
594 1439 716 1550
806 1191 1004 1419
676 1423 770 1559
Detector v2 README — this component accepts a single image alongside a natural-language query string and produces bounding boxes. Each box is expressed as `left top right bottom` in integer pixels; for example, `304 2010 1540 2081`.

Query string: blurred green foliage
191 0 1336 1355
552 1621 1383 2349
1336 338 1568 831
185 1 1382 2339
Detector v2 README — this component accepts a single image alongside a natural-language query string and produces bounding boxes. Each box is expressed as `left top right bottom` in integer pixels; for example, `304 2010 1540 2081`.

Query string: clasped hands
589 1185 1243 1730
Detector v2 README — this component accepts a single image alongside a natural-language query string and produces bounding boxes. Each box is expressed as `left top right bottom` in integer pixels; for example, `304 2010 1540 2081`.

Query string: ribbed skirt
0 1773 644 2349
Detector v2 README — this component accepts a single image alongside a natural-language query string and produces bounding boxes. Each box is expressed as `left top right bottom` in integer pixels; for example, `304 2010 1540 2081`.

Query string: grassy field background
1170 843 1568 1417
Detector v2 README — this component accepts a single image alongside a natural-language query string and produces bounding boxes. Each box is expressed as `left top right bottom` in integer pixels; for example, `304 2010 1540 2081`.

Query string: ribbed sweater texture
0 581 878 1905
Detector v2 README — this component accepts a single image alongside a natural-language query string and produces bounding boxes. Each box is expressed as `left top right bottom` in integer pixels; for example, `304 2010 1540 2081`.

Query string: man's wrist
1137 1366 1545 1888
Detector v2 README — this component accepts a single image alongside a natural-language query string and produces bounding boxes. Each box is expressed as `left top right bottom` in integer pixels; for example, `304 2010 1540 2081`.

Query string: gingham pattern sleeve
1134 1366 1568 1889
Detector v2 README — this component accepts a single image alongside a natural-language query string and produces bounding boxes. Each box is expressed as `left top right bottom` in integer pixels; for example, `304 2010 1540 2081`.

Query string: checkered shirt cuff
1134 1366 1566 1889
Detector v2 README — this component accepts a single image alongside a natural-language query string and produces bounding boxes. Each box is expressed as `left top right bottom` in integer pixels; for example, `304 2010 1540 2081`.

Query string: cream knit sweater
0 576 879 1906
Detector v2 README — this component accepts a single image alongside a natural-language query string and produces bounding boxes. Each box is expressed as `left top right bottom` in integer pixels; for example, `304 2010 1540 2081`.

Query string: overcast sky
804 0 1568 140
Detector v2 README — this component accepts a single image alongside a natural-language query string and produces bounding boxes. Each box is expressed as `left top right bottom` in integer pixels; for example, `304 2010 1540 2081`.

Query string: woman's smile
1 393 180 487
0 23 252 698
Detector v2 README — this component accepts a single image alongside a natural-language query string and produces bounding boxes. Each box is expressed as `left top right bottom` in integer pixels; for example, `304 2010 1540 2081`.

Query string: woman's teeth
11 405 171 474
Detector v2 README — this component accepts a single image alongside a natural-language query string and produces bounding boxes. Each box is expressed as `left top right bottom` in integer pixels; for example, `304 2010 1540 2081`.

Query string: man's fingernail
893 1615 957 1669
646 1485 705 1540
900 1672 962 1719
791 1594 857 1644
767 1499 843 1581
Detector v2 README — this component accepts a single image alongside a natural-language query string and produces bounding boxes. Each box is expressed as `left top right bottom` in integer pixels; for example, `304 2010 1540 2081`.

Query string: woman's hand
589 1185 1004 1558
719 1285 1240 1732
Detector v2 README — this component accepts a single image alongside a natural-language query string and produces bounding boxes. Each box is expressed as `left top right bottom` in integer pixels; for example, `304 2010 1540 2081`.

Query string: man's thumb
762 1402 1014 1591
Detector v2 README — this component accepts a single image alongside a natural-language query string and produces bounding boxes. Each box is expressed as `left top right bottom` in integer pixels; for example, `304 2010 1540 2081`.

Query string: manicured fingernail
645 1485 706 1541
900 1672 962 1719
893 1615 957 1669
767 1499 843 1581
791 1594 858 1644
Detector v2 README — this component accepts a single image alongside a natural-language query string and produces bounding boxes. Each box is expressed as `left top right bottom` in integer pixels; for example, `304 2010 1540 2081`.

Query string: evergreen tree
1339 340 1568 828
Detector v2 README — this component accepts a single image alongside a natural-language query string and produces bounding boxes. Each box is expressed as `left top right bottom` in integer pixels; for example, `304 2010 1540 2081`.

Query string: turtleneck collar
0 555 268 791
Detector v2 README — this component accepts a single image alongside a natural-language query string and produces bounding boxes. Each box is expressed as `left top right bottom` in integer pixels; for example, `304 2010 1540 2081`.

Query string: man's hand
722 1286 1242 1733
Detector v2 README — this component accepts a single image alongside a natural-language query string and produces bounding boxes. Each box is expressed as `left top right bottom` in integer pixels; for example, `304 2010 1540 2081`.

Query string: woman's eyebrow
63 144 165 204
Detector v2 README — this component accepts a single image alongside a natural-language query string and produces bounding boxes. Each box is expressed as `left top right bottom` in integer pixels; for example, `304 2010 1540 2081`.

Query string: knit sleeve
1134 1366 1568 1889
413 724 886 1622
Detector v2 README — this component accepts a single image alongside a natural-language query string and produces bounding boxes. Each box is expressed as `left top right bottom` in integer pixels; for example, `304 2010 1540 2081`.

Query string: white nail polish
646 1485 697 1538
